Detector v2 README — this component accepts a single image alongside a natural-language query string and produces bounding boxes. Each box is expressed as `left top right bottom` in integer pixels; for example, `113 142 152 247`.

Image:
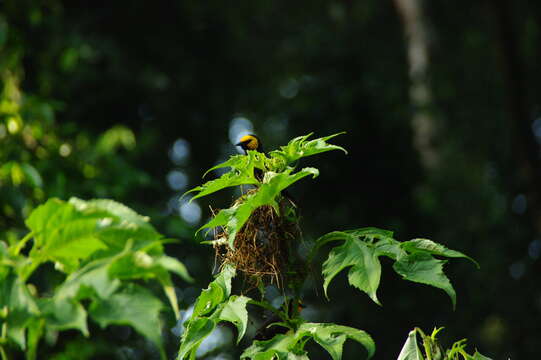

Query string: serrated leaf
198 167 318 248
299 323 375 360
393 253 456 308
185 171 259 202
269 132 347 165
472 351 493 360
241 334 298 360
401 239 479 268
397 330 423 360
192 264 235 318
312 228 395 260
89 284 164 350
322 238 382 305
177 317 217 360
242 322 374 360
215 295 250 343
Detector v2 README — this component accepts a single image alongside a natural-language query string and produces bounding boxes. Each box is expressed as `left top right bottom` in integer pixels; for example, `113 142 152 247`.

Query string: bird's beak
235 140 245 147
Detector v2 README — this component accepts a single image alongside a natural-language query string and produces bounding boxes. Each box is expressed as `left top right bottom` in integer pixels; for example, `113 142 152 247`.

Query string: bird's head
236 134 263 153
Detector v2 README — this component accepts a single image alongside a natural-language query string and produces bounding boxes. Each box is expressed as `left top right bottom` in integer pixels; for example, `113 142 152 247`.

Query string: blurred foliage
1 0 541 358
0 198 191 359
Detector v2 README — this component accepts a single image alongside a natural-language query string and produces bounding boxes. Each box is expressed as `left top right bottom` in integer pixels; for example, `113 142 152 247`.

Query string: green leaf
55 258 121 300
322 237 382 305
397 330 423 360
241 334 299 360
214 295 250 343
393 253 456 308
298 323 375 360
177 317 216 360
241 322 374 360
184 171 259 202
155 255 193 283
400 239 479 268
89 284 164 350
312 227 394 260
269 132 347 165
39 297 88 336
25 199 108 274
472 351 493 360
68 198 156 232
0 274 40 350
199 167 318 248
192 264 235 318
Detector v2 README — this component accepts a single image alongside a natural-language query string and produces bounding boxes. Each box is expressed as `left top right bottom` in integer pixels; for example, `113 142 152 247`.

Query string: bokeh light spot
170 138 191 165
167 170 188 191
229 116 254 147
528 239 541 259
509 261 525 280
180 200 202 225
279 78 299 99
511 194 527 214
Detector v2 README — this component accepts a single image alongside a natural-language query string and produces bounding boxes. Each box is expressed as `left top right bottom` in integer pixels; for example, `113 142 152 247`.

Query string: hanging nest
212 195 305 290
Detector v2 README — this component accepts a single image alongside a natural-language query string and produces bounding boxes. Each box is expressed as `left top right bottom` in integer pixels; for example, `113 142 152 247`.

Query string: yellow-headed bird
235 134 264 154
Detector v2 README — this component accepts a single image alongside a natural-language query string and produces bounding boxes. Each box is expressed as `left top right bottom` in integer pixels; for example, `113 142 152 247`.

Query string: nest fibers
212 197 304 290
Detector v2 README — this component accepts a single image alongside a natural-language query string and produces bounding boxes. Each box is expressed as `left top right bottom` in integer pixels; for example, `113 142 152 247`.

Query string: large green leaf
39 297 88 336
89 284 164 351
241 322 375 360
213 295 250 343
393 253 456 308
397 330 423 360
322 237 382 305
55 257 121 300
316 229 474 308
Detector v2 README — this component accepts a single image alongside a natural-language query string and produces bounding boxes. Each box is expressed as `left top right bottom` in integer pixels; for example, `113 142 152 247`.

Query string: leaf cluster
398 327 492 360
184 132 347 248
177 132 487 360
313 228 478 308
0 198 192 359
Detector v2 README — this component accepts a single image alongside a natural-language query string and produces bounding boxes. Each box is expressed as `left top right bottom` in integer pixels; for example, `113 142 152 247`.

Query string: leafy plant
0 197 192 360
397 327 492 360
177 132 485 359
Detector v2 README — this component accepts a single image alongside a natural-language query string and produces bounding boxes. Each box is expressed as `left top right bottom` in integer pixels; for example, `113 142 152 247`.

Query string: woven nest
212 197 304 290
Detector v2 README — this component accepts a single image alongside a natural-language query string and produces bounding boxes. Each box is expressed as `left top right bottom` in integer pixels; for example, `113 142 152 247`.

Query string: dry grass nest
212 197 304 290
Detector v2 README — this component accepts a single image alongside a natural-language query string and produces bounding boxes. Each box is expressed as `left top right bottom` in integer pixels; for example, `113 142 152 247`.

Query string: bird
236 134 264 154
236 134 265 180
